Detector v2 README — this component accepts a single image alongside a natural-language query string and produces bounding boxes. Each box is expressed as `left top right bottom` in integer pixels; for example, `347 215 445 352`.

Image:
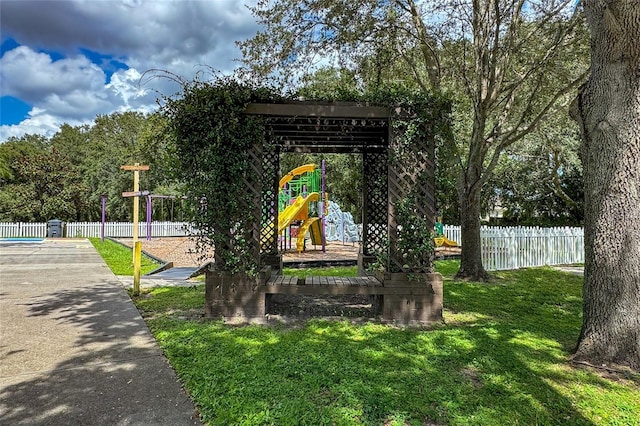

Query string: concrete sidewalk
0 239 199 425
554 266 584 276
117 275 201 289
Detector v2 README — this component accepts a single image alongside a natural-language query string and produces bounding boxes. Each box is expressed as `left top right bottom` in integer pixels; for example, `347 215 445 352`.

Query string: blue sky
0 0 259 141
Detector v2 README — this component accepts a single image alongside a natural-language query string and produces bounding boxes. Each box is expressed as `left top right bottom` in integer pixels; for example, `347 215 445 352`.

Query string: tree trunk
456 177 489 281
572 0 640 370
455 99 490 281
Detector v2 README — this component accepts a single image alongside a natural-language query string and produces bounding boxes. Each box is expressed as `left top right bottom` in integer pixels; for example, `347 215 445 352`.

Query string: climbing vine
365 86 452 273
162 75 450 275
161 75 281 274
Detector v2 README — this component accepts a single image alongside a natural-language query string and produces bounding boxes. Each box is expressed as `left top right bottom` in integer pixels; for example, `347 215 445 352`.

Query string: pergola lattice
244 101 436 273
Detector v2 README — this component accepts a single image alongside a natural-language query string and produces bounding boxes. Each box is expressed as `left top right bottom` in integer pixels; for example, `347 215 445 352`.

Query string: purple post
101 193 106 243
146 195 152 241
321 160 326 252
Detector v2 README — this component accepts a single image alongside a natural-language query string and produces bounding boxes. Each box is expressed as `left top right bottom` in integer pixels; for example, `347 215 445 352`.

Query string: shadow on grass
151 317 600 425
145 268 602 426
135 267 640 425
443 267 585 350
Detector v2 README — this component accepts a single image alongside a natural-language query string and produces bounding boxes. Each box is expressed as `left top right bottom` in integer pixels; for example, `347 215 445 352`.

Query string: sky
0 0 260 141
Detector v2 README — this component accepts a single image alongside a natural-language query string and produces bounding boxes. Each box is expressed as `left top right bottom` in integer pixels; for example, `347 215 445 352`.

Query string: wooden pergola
206 101 443 324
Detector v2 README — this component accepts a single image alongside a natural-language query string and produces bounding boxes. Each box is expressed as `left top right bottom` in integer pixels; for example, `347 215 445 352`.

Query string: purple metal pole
321 160 326 252
101 194 106 243
146 195 152 241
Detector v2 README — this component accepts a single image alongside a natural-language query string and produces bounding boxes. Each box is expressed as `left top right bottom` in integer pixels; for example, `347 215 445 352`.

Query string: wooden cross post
121 163 149 295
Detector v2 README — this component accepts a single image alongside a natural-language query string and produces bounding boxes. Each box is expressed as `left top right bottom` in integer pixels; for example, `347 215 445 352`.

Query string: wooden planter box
205 270 266 322
375 271 443 325
205 268 443 325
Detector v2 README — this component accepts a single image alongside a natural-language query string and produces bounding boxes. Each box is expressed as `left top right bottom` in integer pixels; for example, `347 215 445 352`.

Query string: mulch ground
116 237 361 267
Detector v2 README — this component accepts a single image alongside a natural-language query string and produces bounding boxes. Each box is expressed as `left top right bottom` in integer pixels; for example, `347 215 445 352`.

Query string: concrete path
554 266 584 276
0 239 199 425
146 267 202 281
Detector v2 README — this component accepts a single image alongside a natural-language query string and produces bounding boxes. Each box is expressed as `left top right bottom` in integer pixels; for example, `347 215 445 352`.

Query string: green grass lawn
132 262 640 425
89 237 160 276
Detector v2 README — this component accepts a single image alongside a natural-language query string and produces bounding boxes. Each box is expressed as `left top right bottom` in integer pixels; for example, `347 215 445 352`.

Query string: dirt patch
116 237 208 267
435 246 462 258
267 294 378 319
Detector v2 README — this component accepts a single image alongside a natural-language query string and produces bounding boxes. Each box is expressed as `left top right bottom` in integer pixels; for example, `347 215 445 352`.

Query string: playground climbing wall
324 201 360 243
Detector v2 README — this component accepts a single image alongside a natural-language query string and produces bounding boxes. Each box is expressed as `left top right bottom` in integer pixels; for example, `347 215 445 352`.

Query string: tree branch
551 149 579 209
502 70 588 147
406 0 441 92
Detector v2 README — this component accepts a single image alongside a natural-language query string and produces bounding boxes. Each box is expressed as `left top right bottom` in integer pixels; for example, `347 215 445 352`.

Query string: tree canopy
240 0 590 280
0 112 181 223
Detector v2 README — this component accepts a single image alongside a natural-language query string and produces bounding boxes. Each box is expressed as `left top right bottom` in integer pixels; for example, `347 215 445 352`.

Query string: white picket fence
442 224 461 245
442 225 584 271
0 221 193 239
0 222 48 238
1 221 583 271
66 221 194 238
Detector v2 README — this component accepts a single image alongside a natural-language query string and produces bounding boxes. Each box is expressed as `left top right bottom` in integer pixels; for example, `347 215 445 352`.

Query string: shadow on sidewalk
1 281 199 425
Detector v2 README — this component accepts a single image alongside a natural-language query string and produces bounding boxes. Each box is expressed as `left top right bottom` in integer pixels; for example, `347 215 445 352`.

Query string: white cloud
0 46 148 138
0 0 260 140
1 46 106 103
0 108 84 141
2 0 257 76
107 69 147 105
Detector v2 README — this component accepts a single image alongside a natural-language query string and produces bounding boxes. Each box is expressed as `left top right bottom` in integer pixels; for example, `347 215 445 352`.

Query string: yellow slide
434 237 458 247
261 192 321 250
308 218 323 245
296 217 323 252
279 164 316 190
278 192 319 232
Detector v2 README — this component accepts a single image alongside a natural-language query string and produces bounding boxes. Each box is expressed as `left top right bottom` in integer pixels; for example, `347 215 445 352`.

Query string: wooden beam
121 165 150 171
122 190 150 197
278 145 386 154
245 102 390 118
121 163 149 264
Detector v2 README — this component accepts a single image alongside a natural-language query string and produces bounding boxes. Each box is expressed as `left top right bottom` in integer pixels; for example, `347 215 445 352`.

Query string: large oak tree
571 0 640 370
240 0 588 280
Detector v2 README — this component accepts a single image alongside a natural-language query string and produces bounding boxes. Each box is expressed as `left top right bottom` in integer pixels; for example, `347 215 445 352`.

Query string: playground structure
325 201 360 243
433 217 458 247
277 163 326 253
276 163 456 251
277 163 363 250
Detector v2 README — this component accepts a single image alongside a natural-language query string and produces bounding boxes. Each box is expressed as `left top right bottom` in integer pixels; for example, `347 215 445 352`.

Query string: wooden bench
205 267 443 324
264 275 384 295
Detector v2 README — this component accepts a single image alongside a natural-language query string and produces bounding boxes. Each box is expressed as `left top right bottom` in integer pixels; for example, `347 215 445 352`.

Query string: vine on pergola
161 76 281 274
161 75 451 275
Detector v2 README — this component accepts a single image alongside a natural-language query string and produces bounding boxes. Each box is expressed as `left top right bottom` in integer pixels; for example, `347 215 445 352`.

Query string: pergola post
259 142 282 273
358 148 388 274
